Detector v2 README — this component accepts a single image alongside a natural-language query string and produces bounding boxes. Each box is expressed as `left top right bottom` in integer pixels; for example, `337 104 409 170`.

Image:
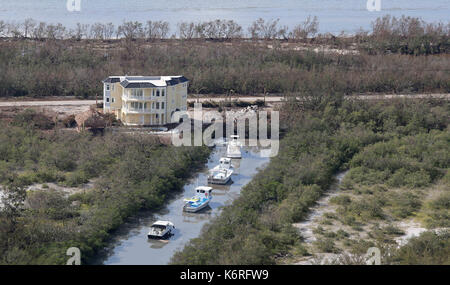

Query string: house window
156 114 159 119
162 89 165 97
156 102 160 109
112 98 115 103
161 102 164 109
111 84 115 91
106 97 110 103
152 102 155 109
156 90 160 97
131 102 142 110
106 84 110 91
131 89 143 97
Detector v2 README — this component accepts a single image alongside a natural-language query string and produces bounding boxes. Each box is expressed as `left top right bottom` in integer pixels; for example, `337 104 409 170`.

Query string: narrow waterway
93 144 269 265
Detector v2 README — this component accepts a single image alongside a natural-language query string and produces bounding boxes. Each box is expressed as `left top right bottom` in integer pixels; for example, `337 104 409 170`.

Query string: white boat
227 135 242 158
208 168 233 185
147 220 175 239
212 157 234 171
183 186 213 213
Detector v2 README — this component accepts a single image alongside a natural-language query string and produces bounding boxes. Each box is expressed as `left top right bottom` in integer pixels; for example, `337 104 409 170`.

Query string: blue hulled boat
183 186 213 213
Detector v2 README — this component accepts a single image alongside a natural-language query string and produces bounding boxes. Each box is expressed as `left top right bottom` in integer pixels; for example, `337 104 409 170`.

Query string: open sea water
0 0 448 34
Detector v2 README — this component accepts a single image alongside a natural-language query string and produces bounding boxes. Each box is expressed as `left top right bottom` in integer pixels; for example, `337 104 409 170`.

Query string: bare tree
7 22 22 38
32 22 47 40
290 16 319 40
22 18 36 38
0 21 7 37
73 23 89 40
224 20 243 39
90 22 104 40
46 23 66 40
248 18 282 39
103 23 115 40
145 20 170 40
194 22 208 38
183 20 242 39
118 21 144 40
178 22 195 39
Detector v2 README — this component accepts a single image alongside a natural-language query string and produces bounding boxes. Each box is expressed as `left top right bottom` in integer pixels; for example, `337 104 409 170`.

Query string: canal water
93 144 269 265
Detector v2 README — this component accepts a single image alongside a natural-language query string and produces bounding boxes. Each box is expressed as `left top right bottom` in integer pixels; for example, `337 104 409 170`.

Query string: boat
183 186 213 213
212 157 234 171
227 135 242 158
208 167 233 185
147 220 175 239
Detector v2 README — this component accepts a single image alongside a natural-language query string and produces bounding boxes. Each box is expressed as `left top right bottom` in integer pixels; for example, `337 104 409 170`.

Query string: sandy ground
26 181 96 197
293 171 349 265
1 93 448 119
294 172 348 244
1 93 448 107
0 188 4 209
290 170 448 265
394 220 428 246
0 101 96 118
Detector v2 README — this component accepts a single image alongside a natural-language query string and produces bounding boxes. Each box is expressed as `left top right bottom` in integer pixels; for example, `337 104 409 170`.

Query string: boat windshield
151 224 166 230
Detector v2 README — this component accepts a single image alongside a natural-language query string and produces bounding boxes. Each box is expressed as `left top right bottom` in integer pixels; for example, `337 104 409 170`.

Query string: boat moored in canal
227 135 242 159
208 167 233 185
212 157 233 171
183 186 213 213
147 221 175 239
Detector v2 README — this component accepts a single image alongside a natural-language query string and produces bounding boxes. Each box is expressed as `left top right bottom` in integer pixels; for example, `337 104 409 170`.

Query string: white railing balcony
123 107 153 114
123 94 153 101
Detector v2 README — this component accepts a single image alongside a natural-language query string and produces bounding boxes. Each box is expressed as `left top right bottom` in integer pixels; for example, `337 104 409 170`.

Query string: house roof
102 77 121 83
103 75 189 88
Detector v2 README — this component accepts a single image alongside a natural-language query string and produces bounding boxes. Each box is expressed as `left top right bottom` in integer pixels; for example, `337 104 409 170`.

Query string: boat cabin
219 157 232 169
196 186 213 197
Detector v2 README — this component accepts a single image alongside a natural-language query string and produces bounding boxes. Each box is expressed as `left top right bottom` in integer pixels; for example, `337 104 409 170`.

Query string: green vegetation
0 117 210 264
283 100 449 264
360 15 450 55
0 16 448 98
390 230 450 265
171 98 449 265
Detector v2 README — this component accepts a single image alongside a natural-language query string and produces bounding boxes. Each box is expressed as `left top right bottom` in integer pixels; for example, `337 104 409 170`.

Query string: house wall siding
103 76 187 126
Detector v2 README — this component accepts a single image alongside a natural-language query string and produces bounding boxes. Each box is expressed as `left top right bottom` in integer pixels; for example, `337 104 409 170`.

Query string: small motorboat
147 220 175 239
208 168 233 185
183 186 213 213
227 135 242 159
212 157 234 171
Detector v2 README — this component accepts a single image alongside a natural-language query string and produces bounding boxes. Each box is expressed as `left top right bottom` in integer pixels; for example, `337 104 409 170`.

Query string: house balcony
122 94 165 102
122 107 165 114
122 95 152 101
123 107 153 114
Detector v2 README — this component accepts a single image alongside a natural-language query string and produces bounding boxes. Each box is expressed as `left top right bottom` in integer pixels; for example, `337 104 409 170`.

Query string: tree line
0 17 318 40
0 36 448 99
0 15 447 43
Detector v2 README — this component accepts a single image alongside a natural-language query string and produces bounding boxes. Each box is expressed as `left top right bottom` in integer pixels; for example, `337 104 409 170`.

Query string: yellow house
102 75 188 126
